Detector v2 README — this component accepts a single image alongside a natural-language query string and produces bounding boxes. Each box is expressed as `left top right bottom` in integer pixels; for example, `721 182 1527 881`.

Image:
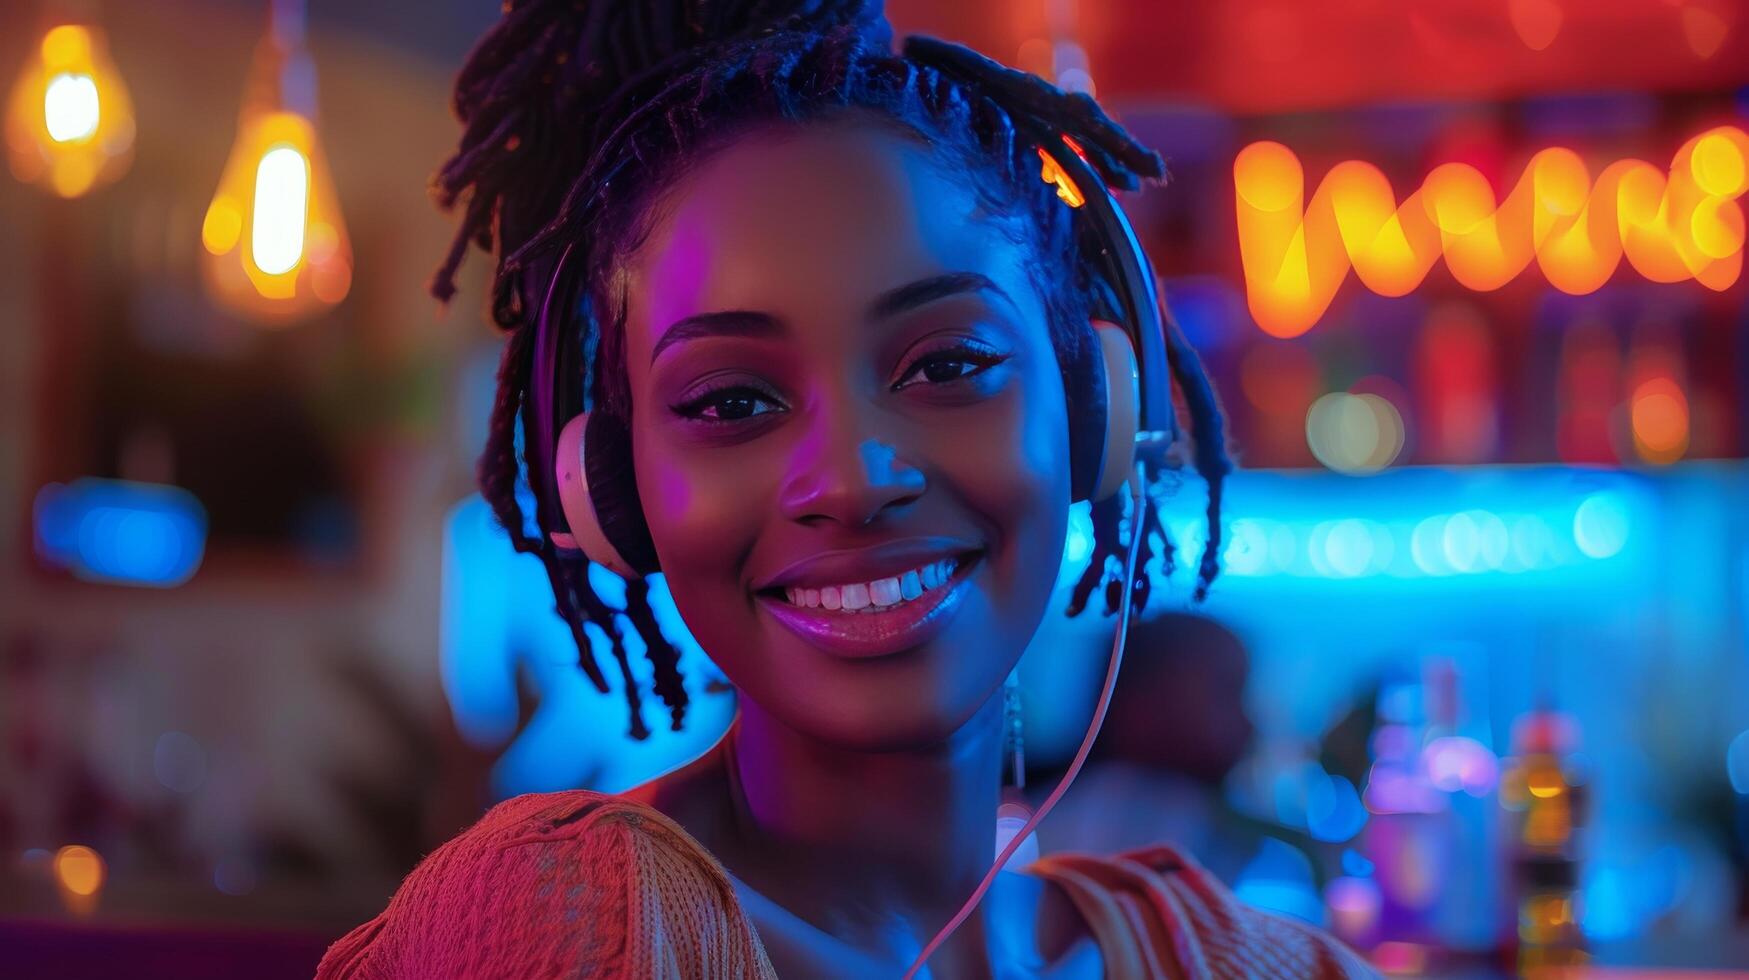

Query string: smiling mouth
755 551 982 659
771 555 963 613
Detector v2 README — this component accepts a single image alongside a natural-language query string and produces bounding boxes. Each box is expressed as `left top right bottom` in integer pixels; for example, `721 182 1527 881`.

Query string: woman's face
619 122 1070 750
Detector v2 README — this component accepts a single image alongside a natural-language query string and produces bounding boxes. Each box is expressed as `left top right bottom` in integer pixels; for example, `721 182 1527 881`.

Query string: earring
1003 668 1025 790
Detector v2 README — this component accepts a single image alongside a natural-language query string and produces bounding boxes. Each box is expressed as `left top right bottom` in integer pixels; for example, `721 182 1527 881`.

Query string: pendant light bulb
4 21 136 197
201 0 351 324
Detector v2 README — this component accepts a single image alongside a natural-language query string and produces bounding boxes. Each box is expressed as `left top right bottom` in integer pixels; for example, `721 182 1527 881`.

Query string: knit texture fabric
316 791 1376 979
1028 846 1379 979
316 792 776 979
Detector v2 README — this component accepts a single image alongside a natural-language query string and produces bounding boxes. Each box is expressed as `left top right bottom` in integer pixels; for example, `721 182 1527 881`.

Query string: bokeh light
33 479 207 587
1508 0 1564 51
1630 376 1690 465
1306 392 1406 474
1423 736 1501 795
1726 730 1749 795
1326 875 1383 940
4 22 136 197
43 72 100 142
1573 492 1631 559
54 845 104 897
1223 518 1273 576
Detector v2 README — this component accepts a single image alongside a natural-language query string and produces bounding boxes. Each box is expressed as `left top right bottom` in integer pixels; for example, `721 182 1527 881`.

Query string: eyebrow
649 271 1014 366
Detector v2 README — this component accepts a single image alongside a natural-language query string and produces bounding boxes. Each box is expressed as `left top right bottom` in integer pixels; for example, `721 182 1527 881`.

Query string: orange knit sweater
316 791 1377 978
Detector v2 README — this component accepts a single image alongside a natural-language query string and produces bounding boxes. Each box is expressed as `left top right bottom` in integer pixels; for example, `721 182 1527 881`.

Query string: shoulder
1029 843 1380 980
316 791 774 980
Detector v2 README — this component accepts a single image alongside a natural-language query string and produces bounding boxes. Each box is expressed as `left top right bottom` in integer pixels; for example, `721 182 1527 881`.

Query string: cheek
630 427 772 615
948 358 1072 601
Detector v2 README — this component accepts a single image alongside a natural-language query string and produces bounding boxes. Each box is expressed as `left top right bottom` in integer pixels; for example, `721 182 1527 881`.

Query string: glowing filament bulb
252 145 309 275
202 108 351 322
5 23 135 197
44 73 99 143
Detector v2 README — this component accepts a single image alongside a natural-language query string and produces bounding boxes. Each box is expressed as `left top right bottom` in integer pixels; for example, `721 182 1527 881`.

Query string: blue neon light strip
1153 467 1648 586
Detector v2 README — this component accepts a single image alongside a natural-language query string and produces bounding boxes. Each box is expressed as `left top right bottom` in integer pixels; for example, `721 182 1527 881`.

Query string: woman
318 1 1376 976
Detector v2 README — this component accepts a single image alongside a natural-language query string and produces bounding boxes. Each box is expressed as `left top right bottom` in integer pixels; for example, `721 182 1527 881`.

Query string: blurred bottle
1359 669 1447 946
1357 654 1505 960
1499 708 1588 973
1419 656 1506 953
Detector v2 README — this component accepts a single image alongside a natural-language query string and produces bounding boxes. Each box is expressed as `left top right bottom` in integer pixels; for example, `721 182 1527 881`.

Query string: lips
754 541 982 659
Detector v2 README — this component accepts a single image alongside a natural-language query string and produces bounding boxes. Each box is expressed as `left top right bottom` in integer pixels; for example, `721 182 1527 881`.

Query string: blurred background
2 0 1748 976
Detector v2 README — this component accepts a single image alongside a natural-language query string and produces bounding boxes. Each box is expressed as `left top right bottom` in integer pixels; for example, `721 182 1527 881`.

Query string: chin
731 591 1023 752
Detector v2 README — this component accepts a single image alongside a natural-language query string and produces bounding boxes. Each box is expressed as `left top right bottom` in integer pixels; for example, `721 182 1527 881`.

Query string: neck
724 692 1006 915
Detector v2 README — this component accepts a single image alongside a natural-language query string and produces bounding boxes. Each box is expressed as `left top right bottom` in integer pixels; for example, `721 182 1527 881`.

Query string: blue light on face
33 480 207 588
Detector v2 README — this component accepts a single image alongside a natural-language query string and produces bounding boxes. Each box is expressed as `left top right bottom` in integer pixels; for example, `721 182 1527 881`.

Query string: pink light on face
643 218 717 349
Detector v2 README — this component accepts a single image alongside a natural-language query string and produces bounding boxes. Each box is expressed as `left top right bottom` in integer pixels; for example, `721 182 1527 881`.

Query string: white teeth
778 556 968 610
870 577 902 606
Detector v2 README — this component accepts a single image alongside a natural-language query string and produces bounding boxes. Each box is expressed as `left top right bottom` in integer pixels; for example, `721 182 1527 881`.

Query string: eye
893 341 1010 391
671 383 786 423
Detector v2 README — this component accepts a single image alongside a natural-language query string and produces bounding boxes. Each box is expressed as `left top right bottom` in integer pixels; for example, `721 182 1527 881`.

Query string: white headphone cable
902 456 1151 979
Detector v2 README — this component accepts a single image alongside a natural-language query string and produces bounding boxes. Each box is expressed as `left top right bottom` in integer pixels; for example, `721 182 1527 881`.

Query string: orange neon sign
1234 126 1749 338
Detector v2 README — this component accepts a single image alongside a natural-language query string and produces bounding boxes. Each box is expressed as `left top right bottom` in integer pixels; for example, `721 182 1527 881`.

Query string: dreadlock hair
434 0 1233 740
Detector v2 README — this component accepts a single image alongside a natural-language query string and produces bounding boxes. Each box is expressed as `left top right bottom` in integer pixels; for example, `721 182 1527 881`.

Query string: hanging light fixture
4 16 136 198
201 0 350 324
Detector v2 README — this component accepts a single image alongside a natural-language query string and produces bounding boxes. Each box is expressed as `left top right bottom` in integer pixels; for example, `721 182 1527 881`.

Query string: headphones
537 131 1176 574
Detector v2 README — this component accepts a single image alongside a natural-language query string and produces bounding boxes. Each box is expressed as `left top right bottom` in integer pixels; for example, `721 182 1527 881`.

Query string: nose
778 412 926 527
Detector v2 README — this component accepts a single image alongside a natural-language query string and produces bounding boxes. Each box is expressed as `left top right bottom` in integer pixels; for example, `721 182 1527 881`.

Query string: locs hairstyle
432 0 1233 739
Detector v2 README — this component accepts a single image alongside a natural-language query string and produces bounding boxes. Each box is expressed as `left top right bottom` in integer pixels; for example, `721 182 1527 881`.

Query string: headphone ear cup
550 412 657 578
1091 321 1141 501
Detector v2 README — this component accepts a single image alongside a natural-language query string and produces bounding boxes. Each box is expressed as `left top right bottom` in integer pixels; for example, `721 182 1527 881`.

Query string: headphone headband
1036 132 1175 443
